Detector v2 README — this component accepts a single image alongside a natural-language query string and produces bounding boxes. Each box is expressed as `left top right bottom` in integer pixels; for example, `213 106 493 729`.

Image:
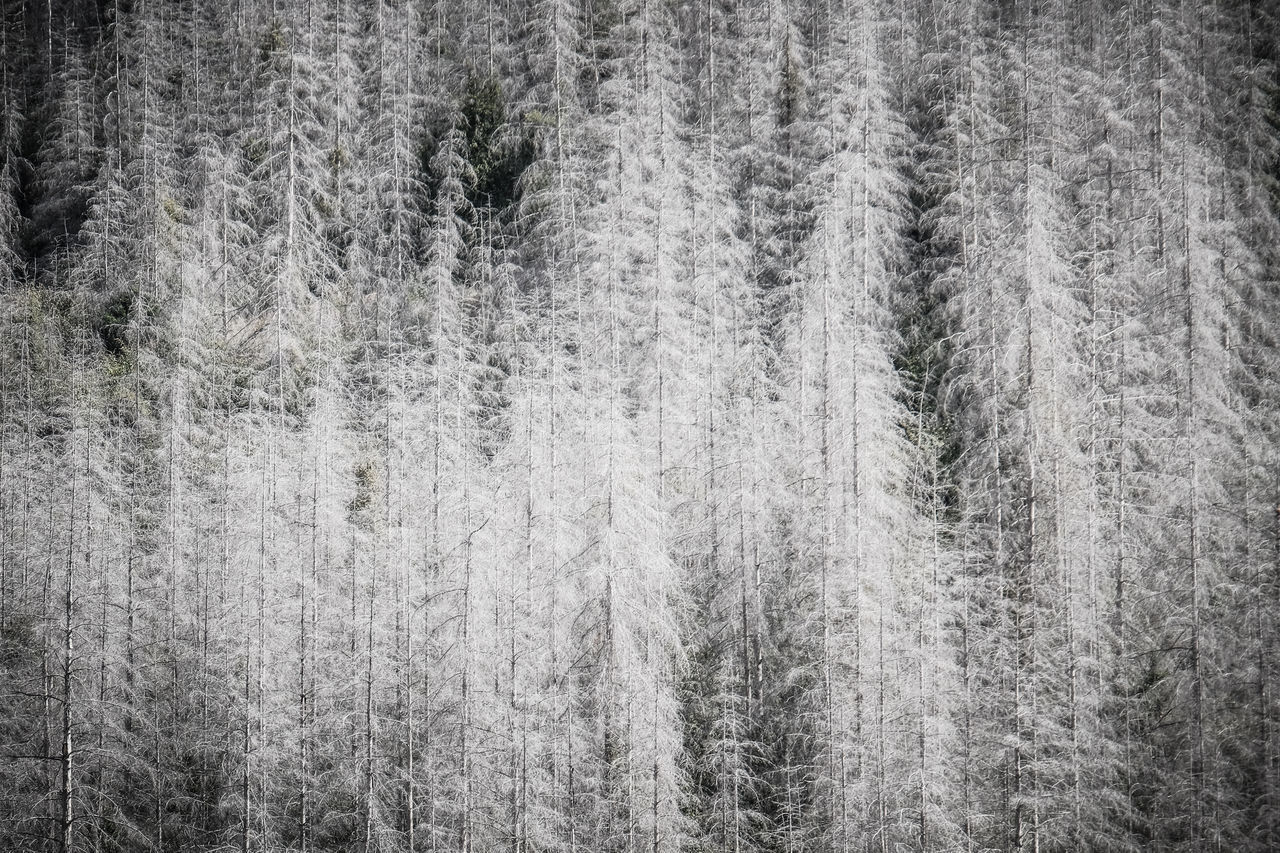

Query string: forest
1 0 1279 851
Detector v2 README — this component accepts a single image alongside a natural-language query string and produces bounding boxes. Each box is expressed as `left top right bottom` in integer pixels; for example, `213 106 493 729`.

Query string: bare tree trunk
60 462 76 853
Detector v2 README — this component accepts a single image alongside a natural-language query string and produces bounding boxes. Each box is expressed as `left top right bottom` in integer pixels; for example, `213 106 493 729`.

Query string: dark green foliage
893 118 963 512
242 135 268 168
0 615 36 670
15 112 95 274
462 75 507 198
347 460 376 516
423 75 539 214
95 288 133 356
259 20 286 63
479 126 537 213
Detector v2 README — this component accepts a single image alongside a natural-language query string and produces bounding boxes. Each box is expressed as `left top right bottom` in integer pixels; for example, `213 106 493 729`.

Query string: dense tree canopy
1 0 1279 851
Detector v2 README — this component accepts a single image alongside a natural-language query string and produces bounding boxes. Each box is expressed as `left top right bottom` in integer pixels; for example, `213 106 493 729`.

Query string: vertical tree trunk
1181 152 1205 851
364 553 378 853
60 462 76 853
